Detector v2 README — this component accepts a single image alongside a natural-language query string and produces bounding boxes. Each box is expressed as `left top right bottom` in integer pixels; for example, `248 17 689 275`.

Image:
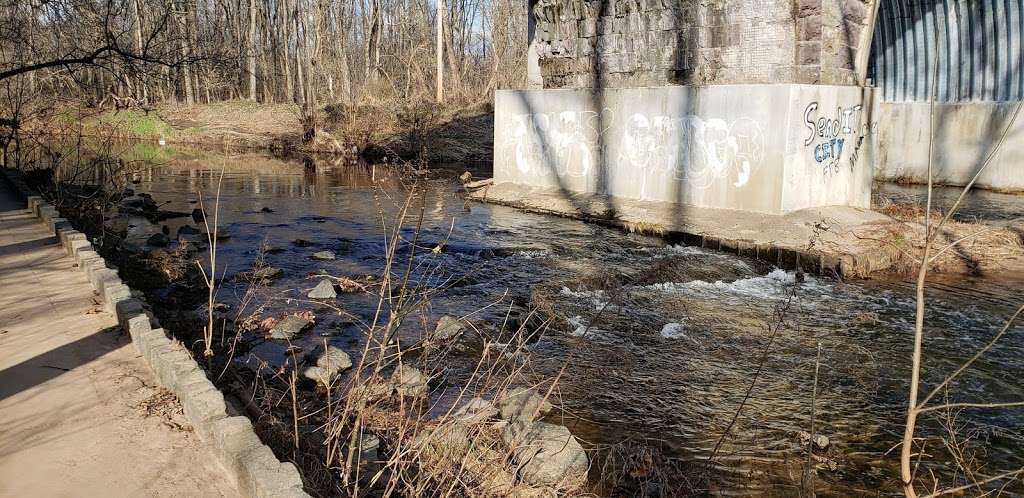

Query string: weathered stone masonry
530 0 872 89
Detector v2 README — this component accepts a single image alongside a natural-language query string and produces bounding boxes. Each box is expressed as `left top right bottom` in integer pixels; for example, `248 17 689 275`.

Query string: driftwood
464 178 493 190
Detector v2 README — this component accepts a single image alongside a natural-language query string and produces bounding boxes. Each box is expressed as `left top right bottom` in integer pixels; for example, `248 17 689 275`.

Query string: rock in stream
307 279 337 299
266 315 313 340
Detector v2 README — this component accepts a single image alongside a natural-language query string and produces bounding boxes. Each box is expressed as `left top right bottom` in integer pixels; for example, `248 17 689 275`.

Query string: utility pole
436 0 444 103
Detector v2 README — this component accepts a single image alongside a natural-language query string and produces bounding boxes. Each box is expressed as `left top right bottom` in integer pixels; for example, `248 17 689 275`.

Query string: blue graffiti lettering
813 138 844 163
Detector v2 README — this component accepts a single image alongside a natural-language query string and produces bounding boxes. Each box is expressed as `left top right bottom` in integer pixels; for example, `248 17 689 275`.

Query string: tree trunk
281 0 293 102
436 0 444 103
131 0 148 102
247 0 257 100
177 1 194 105
295 2 306 105
364 0 381 84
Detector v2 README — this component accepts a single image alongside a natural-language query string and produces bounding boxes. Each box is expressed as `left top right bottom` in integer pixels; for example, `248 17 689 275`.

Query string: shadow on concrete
0 325 120 403
0 235 60 257
514 0 698 227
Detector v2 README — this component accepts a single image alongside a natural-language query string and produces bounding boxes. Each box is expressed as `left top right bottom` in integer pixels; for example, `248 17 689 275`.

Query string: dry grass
863 200 1024 275
135 388 191 432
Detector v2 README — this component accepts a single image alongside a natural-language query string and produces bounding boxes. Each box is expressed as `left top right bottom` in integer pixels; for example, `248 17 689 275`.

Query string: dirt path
0 183 239 498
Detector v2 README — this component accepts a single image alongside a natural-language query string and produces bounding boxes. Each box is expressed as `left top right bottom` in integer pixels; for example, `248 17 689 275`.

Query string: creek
108 147 1024 496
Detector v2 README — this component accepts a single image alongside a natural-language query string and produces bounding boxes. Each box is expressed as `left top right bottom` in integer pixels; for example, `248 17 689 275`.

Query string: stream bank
30 101 494 163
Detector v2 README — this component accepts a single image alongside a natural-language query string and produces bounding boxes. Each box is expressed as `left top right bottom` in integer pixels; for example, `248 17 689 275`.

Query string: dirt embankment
869 199 1024 275
38 100 495 163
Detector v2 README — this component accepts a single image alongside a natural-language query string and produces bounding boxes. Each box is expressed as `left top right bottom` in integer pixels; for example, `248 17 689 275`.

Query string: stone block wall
530 0 872 88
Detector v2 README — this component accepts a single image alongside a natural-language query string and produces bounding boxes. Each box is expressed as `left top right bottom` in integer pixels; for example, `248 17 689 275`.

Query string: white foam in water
566 315 590 337
664 244 706 256
660 322 686 338
560 286 616 311
647 269 823 302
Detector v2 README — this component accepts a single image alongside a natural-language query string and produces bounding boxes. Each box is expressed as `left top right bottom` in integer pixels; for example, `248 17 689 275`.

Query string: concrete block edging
0 168 309 498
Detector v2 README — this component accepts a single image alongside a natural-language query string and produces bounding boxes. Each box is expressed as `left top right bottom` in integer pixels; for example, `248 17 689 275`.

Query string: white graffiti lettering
502 109 765 192
619 113 764 190
508 108 613 179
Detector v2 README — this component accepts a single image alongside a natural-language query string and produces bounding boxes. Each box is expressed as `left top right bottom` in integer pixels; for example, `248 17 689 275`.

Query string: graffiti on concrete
502 109 766 193
619 113 765 190
803 102 863 175
507 108 614 179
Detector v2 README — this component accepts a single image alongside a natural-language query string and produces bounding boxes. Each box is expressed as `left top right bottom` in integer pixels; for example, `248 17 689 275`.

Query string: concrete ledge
104 285 133 313
0 168 311 498
90 268 120 298
467 182 904 278
211 417 267 489
51 217 71 233
58 229 87 253
68 238 93 258
26 196 42 213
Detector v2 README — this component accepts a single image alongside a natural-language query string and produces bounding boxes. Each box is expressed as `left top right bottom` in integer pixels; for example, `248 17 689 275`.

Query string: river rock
497 388 553 422
177 225 202 237
433 315 465 341
317 345 352 371
359 433 381 478
392 365 428 398
154 209 191 221
797 431 831 451
453 397 499 423
267 315 313 340
302 346 353 386
415 422 472 455
251 266 284 281
300 366 330 385
308 279 337 299
311 250 336 260
121 195 157 211
502 420 588 488
146 232 170 247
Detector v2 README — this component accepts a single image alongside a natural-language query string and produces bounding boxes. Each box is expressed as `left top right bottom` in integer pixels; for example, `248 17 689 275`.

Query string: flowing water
116 148 1023 496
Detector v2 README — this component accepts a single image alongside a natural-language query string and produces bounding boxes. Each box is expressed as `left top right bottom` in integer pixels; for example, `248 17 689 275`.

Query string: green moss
87 110 175 139
119 141 176 163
